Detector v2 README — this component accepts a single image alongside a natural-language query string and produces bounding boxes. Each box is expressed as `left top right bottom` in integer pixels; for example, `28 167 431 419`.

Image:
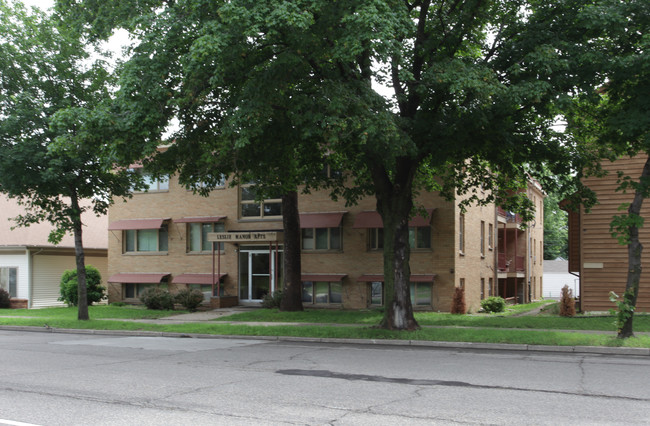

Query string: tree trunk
617 155 650 338
279 190 303 311
70 191 89 320
373 162 419 330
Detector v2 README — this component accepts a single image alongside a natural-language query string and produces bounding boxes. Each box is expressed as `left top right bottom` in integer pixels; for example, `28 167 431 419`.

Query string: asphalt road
1 330 649 425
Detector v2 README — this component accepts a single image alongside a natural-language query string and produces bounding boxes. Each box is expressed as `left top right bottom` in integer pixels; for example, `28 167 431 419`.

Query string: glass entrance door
239 248 282 301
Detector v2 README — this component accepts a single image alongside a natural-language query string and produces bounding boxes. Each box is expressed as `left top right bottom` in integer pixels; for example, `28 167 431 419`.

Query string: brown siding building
568 155 650 312
107 172 544 313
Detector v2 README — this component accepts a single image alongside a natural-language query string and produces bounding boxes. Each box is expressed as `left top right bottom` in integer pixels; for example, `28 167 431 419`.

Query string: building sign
207 232 282 243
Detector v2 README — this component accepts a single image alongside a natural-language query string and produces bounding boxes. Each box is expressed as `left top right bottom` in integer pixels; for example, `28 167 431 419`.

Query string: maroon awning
174 216 226 223
352 209 435 229
410 274 437 282
357 274 436 282
108 218 169 230
172 273 227 284
357 274 384 282
301 273 347 282
352 212 383 229
107 273 170 283
299 212 345 229
409 209 435 227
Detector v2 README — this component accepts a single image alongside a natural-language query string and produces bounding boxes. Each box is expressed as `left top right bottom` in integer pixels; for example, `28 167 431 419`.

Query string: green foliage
56 0 611 328
450 287 466 315
261 291 283 309
559 285 576 317
481 297 506 314
139 287 174 310
174 288 204 312
610 290 636 334
0 288 10 308
58 266 105 307
544 192 568 260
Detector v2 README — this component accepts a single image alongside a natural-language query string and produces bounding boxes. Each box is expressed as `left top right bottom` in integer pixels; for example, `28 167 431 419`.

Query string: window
459 214 465 253
459 278 465 288
410 282 432 306
369 227 431 250
480 221 485 256
188 222 225 252
302 281 342 304
488 223 494 250
131 169 169 193
369 228 383 250
319 164 342 179
489 278 493 297
240 184 282 218
188 284 225 299
540 241 543 264
124 225 168 252
0 267 17 298
302 227 341 251
409 226 431 249
370 281 384 305
188 175 226 191
481 278 485 300
124 283 158 298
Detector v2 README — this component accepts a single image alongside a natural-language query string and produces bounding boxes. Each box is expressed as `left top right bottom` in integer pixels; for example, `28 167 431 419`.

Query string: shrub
58 265 106 307
261 290 283 309
481 296 506 313
559 285 576 317
139 287 174 310
450 286 466 314
174 288 204 312
0 288 10 309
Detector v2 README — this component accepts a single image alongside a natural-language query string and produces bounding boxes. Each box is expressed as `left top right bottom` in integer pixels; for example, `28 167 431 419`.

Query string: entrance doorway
239 247 282 301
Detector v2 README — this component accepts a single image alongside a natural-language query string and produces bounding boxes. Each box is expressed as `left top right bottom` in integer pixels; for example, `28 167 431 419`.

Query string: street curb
1 325 649 356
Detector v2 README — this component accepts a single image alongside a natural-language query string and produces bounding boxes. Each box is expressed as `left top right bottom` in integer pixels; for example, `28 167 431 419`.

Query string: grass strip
2 317 650 348
0 306 185 320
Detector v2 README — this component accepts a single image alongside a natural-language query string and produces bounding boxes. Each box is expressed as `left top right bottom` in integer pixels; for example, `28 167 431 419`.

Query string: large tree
0 1 139 319
58 0 601 329
568 0 650 338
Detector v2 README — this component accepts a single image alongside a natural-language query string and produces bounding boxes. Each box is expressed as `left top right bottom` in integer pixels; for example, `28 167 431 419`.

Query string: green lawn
2 302 649 348
0 305 186 320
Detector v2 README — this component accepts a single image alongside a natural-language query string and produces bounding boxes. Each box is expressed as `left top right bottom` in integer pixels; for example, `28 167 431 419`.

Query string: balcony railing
498 253 525 272
497 207 523 224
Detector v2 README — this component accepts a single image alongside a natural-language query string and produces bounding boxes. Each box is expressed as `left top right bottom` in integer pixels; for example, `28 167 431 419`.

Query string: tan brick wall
108 174 541 312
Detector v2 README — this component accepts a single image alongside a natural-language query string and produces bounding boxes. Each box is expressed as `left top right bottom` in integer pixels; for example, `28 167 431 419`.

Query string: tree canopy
57 0 605 328
0 0 139 319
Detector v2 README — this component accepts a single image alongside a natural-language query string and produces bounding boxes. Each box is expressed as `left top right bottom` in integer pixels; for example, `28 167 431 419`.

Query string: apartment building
106 171 544 313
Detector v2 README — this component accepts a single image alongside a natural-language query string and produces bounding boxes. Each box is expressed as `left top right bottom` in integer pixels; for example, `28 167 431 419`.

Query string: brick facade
107 175 543 312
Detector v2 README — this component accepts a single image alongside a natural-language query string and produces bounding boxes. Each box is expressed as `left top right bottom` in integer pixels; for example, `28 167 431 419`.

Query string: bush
560 285 576 317
0 288 10 309
58 265 105 307
450 286 466 314
481 296 506 313
174 288 204 312
139 287 175 310
261 290 283 309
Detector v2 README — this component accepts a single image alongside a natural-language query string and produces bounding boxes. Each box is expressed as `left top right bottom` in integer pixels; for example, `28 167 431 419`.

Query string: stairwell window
459 214 465 254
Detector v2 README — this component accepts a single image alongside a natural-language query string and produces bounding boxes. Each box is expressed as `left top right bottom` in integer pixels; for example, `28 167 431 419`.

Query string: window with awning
299 212 346 251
